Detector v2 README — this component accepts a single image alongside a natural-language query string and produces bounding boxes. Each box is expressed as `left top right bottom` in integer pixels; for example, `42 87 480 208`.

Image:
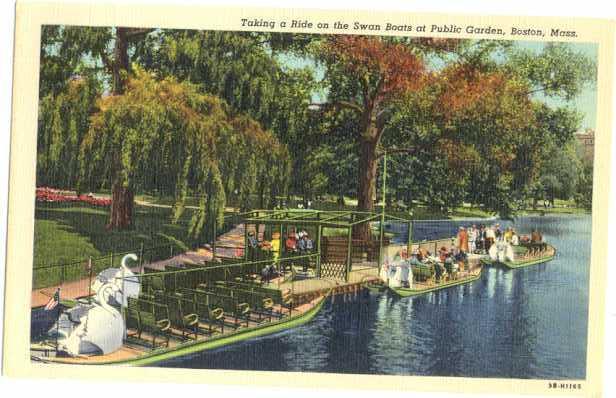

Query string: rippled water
157 215 591 379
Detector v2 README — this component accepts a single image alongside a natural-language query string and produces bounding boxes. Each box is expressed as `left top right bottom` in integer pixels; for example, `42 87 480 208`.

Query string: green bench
180 287 247 329
125 297 171 348
211 283 275 322
178 288 226 334
199 286 252 328
152 291 200 339
215 281 294 316
411 263 434 282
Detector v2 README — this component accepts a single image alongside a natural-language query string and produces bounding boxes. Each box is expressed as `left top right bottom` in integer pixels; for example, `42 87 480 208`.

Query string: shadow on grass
33 202 204 287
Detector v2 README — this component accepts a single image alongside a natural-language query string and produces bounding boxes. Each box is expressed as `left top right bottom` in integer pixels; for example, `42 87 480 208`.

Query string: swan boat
382 256 484 298
480 241 556 269
31 254 328 366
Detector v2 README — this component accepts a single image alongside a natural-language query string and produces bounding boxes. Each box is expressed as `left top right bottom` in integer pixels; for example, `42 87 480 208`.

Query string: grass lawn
33 202 203 288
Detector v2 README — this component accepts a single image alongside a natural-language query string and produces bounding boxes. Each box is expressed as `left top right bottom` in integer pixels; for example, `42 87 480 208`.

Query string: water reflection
157 215 590 380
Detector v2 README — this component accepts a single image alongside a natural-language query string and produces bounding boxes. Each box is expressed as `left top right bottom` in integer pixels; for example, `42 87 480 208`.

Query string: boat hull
390 271 482 297
480 245 556 269
40 294 327 366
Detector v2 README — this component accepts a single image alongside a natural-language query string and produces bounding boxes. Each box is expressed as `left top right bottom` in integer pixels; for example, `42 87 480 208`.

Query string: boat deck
481 244 556 268
31 296 325 366
273 265 380 300
391 262 483 297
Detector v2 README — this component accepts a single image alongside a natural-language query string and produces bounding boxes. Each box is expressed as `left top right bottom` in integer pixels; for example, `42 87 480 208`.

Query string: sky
278 40 598 130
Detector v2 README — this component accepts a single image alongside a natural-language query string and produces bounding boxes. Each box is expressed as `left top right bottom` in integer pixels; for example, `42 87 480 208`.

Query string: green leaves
38 76 101 189
80 69 290 238
507 43 596 100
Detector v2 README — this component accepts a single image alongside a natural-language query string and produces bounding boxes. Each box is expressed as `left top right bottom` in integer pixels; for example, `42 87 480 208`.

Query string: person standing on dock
468 224 478 254
457 226 469 254
478 225 486 253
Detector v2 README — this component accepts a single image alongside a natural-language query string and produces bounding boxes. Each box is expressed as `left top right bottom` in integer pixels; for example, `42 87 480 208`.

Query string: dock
272 265 380 304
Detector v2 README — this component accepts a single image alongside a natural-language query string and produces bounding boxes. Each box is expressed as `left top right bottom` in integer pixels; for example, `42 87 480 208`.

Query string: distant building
574 129 594 162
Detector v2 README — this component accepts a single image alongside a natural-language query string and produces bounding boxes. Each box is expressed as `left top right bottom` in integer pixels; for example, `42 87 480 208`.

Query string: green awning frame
239 209 411 228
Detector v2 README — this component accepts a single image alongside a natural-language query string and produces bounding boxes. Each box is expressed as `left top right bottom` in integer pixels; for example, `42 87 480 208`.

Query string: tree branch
98 49 113 73
125 28 155 40
309 100 363 115
376 146 419 159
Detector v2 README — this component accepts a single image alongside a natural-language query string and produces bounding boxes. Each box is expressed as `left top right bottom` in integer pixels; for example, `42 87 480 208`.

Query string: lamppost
378 151 387 276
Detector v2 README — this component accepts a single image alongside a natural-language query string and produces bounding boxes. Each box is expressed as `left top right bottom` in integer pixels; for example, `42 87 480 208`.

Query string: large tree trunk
112 28 129 95
107 179 134 229
107 28 134 230
354 114 380 240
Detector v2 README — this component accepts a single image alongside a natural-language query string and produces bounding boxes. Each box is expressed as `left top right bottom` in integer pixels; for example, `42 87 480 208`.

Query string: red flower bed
36 187 112 207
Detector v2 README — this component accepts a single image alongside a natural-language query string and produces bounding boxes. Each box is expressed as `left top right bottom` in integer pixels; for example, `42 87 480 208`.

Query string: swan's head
121 253 138 269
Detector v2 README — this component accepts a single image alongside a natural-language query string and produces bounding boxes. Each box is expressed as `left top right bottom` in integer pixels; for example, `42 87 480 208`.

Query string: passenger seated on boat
443 253 454 275
247 232 260 261
435 262 445 283
511 230 519 246
438 246 449 263
285 233 297 255
530 229 546 255
409 250 432 282
260 264 277 284
504 227 513 243
453 248 467 272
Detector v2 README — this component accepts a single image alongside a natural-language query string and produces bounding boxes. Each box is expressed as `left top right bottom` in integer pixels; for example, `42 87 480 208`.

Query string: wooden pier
274 265 380 304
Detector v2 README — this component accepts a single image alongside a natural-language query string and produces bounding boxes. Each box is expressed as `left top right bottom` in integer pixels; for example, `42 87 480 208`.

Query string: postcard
3 1 614 397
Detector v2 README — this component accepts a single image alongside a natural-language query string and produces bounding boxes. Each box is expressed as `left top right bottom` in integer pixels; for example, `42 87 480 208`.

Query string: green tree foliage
79 69 289 239
532 140 582 205
507 43 596 100
37 76 101 189
139 30 318 204
318 37 595 218
575 161 594 210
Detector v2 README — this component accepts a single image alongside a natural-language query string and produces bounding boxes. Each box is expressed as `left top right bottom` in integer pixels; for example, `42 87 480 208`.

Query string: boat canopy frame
239 209 414 281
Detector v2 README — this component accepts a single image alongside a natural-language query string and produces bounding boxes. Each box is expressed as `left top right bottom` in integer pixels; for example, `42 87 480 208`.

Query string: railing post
244 223 249 261
316 225 322 278
139 242 144 273
87 257 93 303
346 226 352 282
407 221 413 256
212 220 217 260
110 252 114 268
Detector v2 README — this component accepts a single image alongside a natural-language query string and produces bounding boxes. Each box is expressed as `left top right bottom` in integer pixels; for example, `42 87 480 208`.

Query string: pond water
156 215 591 379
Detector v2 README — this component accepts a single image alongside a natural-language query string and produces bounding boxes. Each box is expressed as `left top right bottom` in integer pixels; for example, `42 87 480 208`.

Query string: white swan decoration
380 262 390 283
90 253 141 307
489 242 515 263
58 283 125 355
50 254 142 356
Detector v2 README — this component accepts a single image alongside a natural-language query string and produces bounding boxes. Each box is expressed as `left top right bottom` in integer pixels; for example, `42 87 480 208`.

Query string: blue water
156 215 591 379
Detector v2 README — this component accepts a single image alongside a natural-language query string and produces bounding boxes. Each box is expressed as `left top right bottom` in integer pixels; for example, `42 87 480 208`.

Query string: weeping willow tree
37 76 101 189
79 68 289 237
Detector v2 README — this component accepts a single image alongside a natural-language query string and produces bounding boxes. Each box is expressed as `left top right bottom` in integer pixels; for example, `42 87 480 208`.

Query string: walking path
31 223 249 308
